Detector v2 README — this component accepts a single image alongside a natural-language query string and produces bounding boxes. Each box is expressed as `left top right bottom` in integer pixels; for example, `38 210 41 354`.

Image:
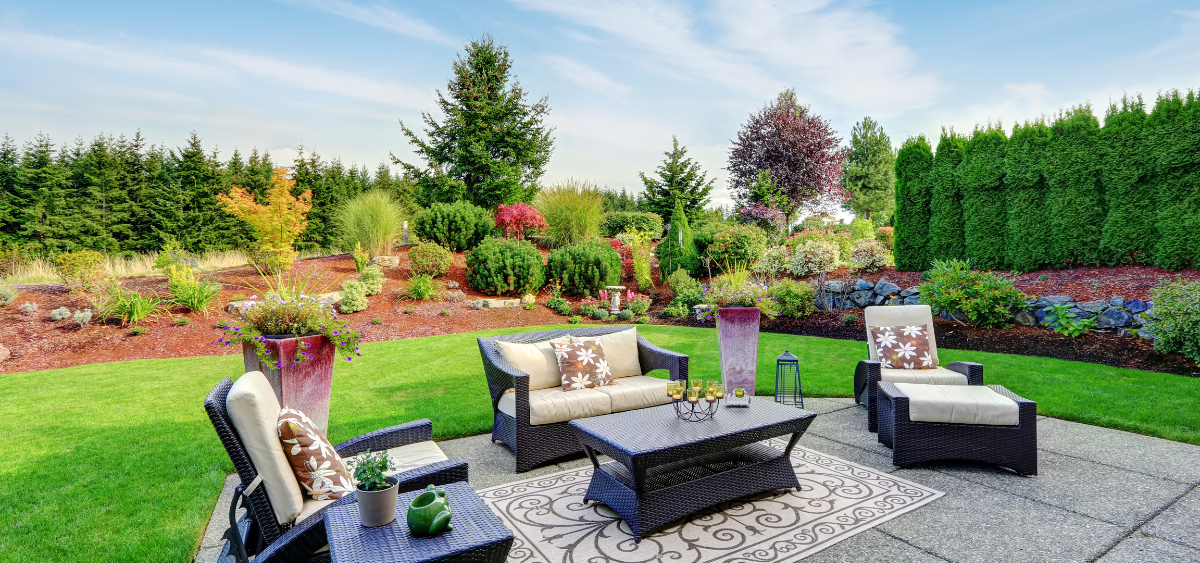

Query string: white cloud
541 55 631 99
278 0 460 48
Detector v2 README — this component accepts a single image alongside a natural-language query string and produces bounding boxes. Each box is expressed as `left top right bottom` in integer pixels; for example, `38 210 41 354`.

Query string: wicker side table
323 481 514 563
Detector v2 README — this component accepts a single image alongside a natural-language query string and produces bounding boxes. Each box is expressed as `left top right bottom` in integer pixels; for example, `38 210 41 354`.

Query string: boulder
369 255 400 268
1109 296 1125 308
447 281 460 289
850 290 872 308
1034 307 1049 324
478 298 520 309
1065 306 1088 319
0 344 9 362
1096 307 1133 329
1026 298 1040 307
854 279 873 291
872 294 888 306
1077 301 1108 315
824 280 846 294
900 286 920 297
873 279 901 297
886 297 903 306
1126 299 1148 314
1138 325 1156 340
1013 309 1038 327
225 300 255 314
1034 295 1074 309
903 295 922 306
1133 312 1151 328
939 311 970 324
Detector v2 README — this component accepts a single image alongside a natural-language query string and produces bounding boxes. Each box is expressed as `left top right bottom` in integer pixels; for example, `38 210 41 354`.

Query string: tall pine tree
0 135 21 244
841 116 896 221
1005 120 1054 271
18 134 71 252
892 135 934 271
957 124 1008 269
927 129 968 262
638 136 714 220
1046 106 1104 266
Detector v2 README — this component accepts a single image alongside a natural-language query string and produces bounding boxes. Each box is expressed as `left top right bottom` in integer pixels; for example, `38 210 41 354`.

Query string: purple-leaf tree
727 89 848 220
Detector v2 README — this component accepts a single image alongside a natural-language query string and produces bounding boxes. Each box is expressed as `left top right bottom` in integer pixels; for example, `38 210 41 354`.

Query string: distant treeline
0 131 417 255
894 90 1200 272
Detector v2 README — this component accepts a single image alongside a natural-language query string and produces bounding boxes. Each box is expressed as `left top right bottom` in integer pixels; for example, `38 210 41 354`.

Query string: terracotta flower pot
717 306 760 397
243 334 335 432
357 476 400 528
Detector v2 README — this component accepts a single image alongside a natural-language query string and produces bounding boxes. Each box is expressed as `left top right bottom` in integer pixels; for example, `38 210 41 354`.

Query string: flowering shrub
785 228 853 261
768 279 817 318
918 259 1026 328
1146 277 1200 365
216 292 365 368
495 203 547 241
577 297 605 317
706 225 768 269
753 245 790 279
407 242 452 277
849 239 893 273
875 226 895 249
626 290 652 315
787 240 840 276
737 204 787 235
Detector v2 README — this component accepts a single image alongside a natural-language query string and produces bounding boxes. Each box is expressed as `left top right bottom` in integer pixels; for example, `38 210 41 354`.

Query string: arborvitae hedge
1148 91 1200 270
957 125 1007 269
893 135 934 271
1100 96 1155 265
1004 121 1053 272
927 130 967 262
1046 107 1105 266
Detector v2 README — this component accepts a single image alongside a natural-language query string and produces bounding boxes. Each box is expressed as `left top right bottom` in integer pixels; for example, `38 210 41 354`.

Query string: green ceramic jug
406 485 453 537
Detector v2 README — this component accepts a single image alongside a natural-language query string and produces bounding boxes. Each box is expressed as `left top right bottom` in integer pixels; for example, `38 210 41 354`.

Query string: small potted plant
350 450 398 527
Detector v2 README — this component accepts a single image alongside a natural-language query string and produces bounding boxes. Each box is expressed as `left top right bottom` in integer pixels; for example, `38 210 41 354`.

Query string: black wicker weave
478 325 689 472
322 481 513 563
877 381 1038 476
856 359 984 433
205 378 470 563
569 401 815 542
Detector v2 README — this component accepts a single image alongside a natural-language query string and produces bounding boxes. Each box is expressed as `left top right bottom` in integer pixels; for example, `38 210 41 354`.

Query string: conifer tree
842 116 896 221
1148 90 1200 270
639 136 714 220
176 132 240 251
655 199 699 276
957 124 1008 269
927 129 967 261
1005 120 1053 271
1046 106 1103 266
18 134 71 252
0 134 20 244
1100 96 1155 265
893 135 934 270
127 140 183 252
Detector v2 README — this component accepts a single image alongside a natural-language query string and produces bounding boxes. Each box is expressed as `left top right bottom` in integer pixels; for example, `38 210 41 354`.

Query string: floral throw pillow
552 339 613 391
278 405 354 501
868 324 936 369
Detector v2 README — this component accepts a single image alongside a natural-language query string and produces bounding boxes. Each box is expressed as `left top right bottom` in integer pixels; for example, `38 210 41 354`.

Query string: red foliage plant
495 203 547 241
608 238 636 281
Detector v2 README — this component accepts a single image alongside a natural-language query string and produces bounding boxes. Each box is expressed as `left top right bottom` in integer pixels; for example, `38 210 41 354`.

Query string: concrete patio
198 398 1200 563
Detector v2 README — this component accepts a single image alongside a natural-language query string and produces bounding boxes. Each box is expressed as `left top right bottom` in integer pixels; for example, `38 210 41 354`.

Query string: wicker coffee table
569 400 816 541
323 481 514 563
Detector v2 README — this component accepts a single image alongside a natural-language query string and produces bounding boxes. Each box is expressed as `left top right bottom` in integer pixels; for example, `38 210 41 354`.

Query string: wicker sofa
478 326 689 472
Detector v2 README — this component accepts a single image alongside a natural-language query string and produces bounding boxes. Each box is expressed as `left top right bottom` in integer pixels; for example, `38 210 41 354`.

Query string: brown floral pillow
278 405 354 501
868 324 936 369
552 339 613 391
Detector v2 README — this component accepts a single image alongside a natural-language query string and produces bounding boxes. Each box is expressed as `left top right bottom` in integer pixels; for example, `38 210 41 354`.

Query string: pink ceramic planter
243 335 335 433
717 307 760 396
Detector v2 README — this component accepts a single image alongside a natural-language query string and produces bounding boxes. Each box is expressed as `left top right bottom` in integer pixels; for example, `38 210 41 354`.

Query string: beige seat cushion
495 337 571 391
893 383 1019 426
573 328 641 378
226 371 305 526
880 366 967 386
864 305 939 366
497 386 612 425
592 375 672 412
296 498 335 523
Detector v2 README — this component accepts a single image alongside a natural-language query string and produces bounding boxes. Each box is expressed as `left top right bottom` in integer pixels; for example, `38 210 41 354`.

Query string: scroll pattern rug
478 442 942 563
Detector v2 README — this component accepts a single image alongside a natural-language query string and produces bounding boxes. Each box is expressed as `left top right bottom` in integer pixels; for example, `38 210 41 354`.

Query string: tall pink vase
243 335 335 433
717 307 760 396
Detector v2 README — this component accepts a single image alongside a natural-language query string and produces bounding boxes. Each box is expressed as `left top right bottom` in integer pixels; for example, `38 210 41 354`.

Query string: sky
1 0 1198 209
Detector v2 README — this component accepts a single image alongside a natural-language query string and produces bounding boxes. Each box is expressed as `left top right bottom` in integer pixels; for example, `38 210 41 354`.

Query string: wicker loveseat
479 326 688 472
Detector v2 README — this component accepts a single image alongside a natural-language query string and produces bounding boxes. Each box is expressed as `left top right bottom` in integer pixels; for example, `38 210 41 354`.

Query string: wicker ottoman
877 381 1037 476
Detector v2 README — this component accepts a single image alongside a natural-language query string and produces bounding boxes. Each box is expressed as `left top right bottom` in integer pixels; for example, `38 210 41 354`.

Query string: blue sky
1 1 1198 208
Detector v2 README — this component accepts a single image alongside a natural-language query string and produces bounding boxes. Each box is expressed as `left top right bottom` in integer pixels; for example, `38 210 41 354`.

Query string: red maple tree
495 203 547 241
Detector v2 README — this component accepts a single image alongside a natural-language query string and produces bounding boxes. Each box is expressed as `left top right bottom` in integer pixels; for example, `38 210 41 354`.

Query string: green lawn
2 323 1197 562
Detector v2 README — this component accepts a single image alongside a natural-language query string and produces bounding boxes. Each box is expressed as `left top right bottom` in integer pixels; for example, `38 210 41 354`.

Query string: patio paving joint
1037 447 1196 486
875 527 957 562
1089 482 1200 562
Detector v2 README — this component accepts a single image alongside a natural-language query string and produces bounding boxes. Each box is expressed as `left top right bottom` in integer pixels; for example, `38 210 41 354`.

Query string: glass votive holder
687 388 700 403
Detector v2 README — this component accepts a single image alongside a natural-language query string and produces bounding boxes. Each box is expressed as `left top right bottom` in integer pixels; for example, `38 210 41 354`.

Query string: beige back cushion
495 337 570 390
226 371 305 526
864 305 938 365
573 328 641 378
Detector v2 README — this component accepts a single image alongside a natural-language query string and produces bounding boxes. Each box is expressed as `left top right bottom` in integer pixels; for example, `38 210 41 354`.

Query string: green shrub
403 307 414 314
1046 107 1104 266
56 250 106 292
408 242 452 277
958 125 1009 269
20 302 37 313
352 242 370 272
1100 96 1155 265
843 313 858 324
129 326 147 336
660 302 689 317
692 221 731 257
600 211 663 238
787 240 839 276
568 315 582 324
656 201 700 277
706 225 768 269
466 238 545 296
545 295 569 311
553 301 573 316
593 308 609 320
401 274 439 301
849 217 875 240
1146 277 1200 365
359 264 385 296
414 201 493 251
337 189 406 258
50 306 72 321
665 267 704 310
753 245 790 279
928 131 968 262
534 180 604 247
1149 91 1200 270
1004 120 1054 271
167 265 222 316
849 239 893 273
74 309 92 327
339 280 368 313
617 309 634 321
918 259 1025 328
786 228 853 260
578 298 603 317
768 279 817 318
545 240 621 296
175 316 189 326
635 315 649 324
874 226 894 249
440 308 451 316
1041 303 1095 337
0 283 17 306
627 294 652 316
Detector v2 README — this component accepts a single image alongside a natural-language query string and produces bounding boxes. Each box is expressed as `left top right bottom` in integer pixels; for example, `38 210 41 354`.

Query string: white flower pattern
869 324 937 372
278 404 354 501
557 340 613 391
569 372 592 390
875 331 898 349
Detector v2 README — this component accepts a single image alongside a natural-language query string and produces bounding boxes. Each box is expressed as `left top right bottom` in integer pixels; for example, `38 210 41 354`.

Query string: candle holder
668 380 721 422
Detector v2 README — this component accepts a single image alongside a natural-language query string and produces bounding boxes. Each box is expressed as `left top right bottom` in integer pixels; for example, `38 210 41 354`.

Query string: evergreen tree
1147 90 1200 270
928 129 968 261
0 134 19 244
655 199 699 276
127 139 183 253
1100 96 1155 265
1046 106 1104 266
176 132 238 251
893 135 934 271
957 124 1008 269
73 135 132 252
1005 120 1054 271
842 116 896 221
398 34 554 209
17 133 71 252
638 136 714 220
601 188 640 213
740 169 787 210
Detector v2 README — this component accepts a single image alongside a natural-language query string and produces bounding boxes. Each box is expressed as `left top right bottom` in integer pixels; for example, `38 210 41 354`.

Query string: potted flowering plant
694 263 775 398
348 449 399 527
214 268 364 432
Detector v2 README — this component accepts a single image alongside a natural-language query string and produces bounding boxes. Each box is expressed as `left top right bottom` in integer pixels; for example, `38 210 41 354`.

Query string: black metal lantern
774 350 803 408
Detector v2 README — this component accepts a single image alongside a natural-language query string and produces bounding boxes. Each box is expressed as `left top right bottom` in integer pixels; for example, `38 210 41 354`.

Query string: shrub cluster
56 250 106 292
465 238 545 296
339 280 368 313
414 201 493 251
167 264 222 316
1146 277 1200 365
768 278 817 318
407 242 452 277
787 240 839 277
918 259 1026 328
599 211 663 238
874 226 895 249
753 245 790 279
706 225 768 269
661 268 703 317
358 264 384 296
849 239 893 273
546 240 621 296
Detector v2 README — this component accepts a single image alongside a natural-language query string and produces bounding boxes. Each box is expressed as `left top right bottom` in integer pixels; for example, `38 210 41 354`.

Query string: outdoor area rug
477 441 943 563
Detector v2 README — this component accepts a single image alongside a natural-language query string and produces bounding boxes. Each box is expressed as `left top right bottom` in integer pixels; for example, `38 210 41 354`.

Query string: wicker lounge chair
205 376 469 563
877 381 1038 475
854 304 985 432
479 325 688 472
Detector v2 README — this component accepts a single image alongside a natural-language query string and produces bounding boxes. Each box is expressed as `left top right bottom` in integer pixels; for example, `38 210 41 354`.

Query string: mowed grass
2 324 1198 562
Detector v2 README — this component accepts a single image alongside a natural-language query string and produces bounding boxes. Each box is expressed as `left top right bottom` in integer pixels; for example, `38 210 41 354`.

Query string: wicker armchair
478 325 688 473
853 305 985 433
205 378 469 563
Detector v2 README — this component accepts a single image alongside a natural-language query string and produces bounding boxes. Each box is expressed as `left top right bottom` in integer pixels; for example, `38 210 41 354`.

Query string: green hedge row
894 90 1200 271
